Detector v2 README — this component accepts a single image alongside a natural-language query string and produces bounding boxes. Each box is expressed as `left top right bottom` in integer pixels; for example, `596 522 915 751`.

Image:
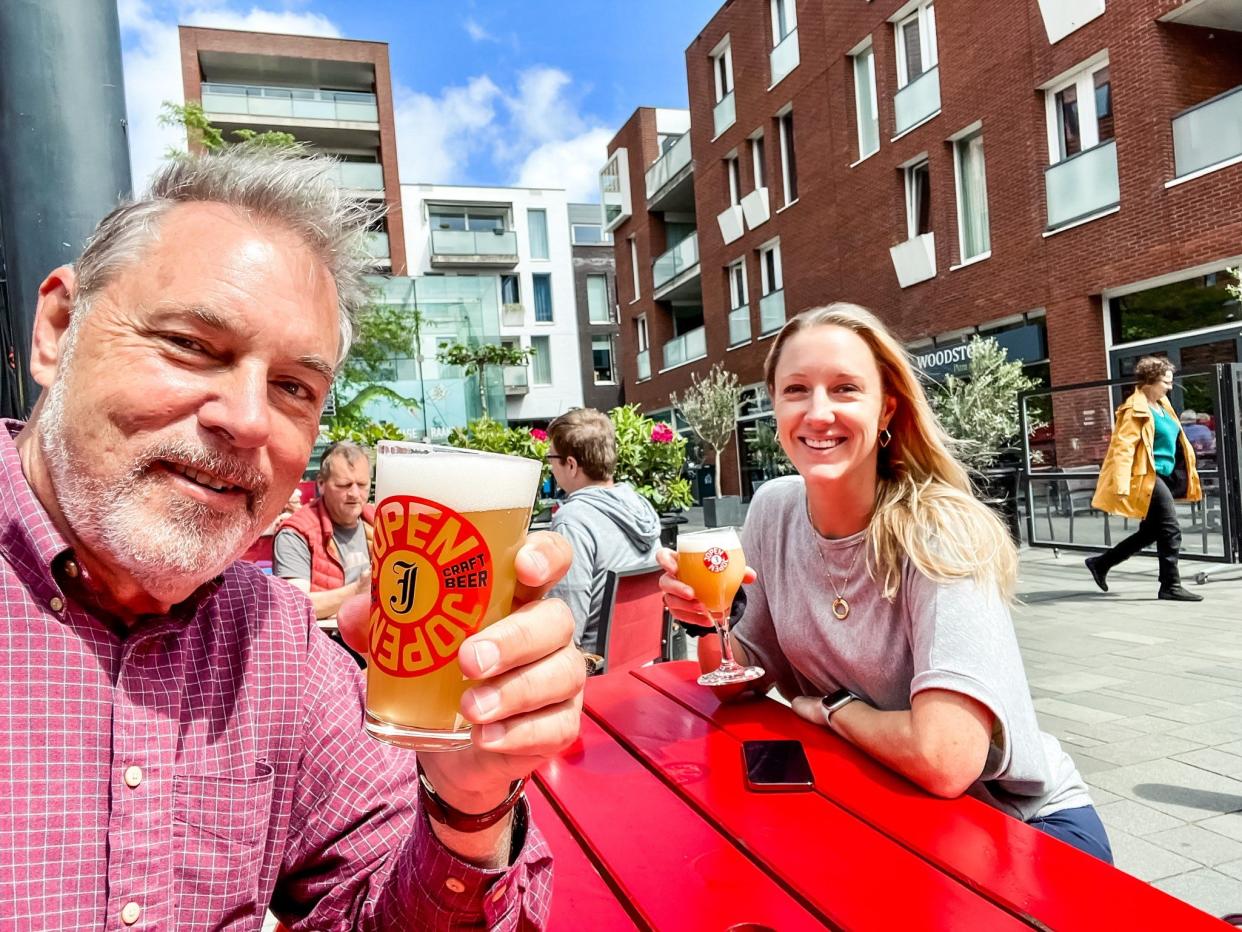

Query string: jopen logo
368 495 493 677
703 547 729 574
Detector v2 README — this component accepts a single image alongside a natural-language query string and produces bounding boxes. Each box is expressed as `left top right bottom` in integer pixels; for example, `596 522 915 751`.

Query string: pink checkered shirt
0 422 552 930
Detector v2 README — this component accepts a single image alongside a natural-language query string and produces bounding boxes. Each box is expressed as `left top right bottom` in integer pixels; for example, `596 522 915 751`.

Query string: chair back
596 564 671 676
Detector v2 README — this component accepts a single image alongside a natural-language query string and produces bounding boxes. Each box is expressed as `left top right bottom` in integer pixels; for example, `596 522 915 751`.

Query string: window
729 259 748 309
532 273 553 322
852 44 880 159
530 336 552 385
599 149 632 230
726 155 741 206
572 222 610 245
629 237 640 300
430 207 505 231
759 243 783 296
586 274 610 323
501 273 520 305
637 315 649 352
779 112 798 205
751 134 766 189
953 131 990 261
905 159 931 238
592 335 615 384
1046 58 1112 163
712 43 734 103
527 208 549 259
895 1 937 87
771 0 797 45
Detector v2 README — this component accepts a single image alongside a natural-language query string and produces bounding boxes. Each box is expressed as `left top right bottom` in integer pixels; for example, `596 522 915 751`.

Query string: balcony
759 290 786 335
364 231 391 265
1160 0 1242 31
893 66 941 137
729 306 751 345
770 30 800 87
740 188 770 230
1172 85 1242 180
502 366 529 395
326 161 383 192
717 205 745 245
1044 140 1119 230
645 133 694 212
662 326 707 371
429 229 519 268
201 82 379 124
889 233 936 288
502 303 525 327
713 91 736 137
652 232 701 300
637 349 651 381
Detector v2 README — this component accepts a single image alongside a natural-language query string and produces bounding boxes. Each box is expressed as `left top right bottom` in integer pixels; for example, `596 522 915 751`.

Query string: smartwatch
821 688 859 730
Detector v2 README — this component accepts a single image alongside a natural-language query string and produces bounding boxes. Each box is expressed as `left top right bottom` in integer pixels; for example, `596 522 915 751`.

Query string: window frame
751 133 767 190
629 237 640 301
952 128 991 262
1043 55 1112 165
895 1 938 89
904 157 932 240
532 272 554 323
527 208 549 260
771 0 797 47
712 41 735 103
636 314 649 353
852 42 880 160
586 274 611 324
728 258 749 310
727 154 741 206
778 111 798 206
591 334 616 385
759 242 783 296
530 335 553 386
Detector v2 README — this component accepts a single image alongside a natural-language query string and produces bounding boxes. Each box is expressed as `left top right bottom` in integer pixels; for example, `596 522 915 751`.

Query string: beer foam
676 527 741 551
375 444 540 512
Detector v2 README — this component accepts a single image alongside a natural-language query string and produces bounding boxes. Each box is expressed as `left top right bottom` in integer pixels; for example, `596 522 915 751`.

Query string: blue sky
120 0 721 200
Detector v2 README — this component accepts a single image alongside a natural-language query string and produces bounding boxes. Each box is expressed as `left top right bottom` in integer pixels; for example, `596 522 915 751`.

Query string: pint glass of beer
676 527 764 687
365 442 540 750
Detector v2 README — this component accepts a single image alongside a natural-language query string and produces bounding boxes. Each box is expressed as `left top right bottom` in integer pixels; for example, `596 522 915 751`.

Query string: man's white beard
38 361 269 602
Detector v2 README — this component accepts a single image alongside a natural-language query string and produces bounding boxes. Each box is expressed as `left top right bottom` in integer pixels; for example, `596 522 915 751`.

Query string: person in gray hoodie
546 408 662 655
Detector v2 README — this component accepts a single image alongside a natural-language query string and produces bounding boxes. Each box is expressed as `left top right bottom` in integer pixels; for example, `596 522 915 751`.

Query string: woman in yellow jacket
1087 356 1203 601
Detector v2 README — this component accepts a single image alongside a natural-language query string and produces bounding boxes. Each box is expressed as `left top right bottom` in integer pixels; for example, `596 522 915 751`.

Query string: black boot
1085 556 1109 592
1159 584 1203 602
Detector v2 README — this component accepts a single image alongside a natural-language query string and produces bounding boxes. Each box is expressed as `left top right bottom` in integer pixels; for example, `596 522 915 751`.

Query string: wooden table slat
636 662 1229 932
584 669 1030 931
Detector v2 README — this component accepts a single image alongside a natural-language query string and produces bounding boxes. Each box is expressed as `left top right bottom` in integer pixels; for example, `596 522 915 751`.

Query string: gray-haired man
0 147 581 929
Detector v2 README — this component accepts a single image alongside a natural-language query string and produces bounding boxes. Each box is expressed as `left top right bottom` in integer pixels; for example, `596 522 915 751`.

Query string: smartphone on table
743 739 814 792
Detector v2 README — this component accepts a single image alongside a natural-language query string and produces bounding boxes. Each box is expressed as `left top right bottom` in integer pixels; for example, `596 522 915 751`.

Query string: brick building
602 0 1242 497
568 204 623 412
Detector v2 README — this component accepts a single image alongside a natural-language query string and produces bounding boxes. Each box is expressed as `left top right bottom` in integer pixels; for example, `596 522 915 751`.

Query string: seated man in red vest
274 441 375 620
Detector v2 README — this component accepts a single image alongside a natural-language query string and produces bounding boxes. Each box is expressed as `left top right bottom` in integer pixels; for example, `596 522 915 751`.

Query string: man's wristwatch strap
418 764 527 832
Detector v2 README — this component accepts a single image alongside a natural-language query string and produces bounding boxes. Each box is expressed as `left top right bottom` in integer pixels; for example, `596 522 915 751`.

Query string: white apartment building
401 183 585 426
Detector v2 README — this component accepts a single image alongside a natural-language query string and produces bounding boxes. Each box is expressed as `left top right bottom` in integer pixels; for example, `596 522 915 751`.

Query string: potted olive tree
672 364 744 528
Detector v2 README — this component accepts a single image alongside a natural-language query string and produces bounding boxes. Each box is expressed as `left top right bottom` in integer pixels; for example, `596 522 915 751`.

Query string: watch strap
418 764 527 832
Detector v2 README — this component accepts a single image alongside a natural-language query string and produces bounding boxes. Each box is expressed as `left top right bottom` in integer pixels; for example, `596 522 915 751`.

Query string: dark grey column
0 0 132 414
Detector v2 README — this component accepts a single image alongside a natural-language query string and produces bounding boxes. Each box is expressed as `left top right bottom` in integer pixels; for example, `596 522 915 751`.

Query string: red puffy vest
277 497 376 592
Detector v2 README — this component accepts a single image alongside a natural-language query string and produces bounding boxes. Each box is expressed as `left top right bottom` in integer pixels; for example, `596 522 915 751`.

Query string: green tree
323 301 422 443
158 101 297 154
437 341 534 418
671 363 742 474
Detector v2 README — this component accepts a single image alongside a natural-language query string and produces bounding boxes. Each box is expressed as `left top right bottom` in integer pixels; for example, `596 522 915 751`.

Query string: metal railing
652 232 700 290
662 326 707 370
759 290 786 335
729 306 751 345
645 133 692 199
893 66 940 135
1172 84 1242 178
1044 140 1119 229
201 82 379 123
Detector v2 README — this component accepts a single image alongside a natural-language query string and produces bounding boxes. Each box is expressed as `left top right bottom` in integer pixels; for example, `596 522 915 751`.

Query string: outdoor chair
592 565 673 676
1045 465 1102 544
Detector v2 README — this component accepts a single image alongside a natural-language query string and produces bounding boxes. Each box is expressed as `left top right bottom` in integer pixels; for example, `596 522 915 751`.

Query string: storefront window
1110 268 1241 345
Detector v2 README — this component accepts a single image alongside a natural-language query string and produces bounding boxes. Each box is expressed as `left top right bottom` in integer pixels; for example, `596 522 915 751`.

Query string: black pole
0 0 132 414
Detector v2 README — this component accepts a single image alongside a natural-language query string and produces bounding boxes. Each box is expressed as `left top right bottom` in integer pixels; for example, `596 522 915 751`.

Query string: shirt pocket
172 761 276 931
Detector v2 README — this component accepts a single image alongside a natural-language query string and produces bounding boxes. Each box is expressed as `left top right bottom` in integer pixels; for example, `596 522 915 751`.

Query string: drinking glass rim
677 526 741 548
376 440 532 464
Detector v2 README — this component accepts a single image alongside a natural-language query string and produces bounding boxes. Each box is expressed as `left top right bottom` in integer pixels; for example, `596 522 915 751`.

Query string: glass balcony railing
645 132 693 199
759 290 786 335
652 232 700 291
637 349 651 381
201 82 379 123
728 306 751 345
364 231 390 261
502 366 529 394
663 326 707 370
327 162 384 191
770 29 800 86
713 91 736 137
1044 140 1119 229
1173 85 1242 179
430 229 519 257
893 65 941 136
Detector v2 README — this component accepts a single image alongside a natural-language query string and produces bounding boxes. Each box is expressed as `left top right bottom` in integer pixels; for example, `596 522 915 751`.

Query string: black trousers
1098 475 1182 587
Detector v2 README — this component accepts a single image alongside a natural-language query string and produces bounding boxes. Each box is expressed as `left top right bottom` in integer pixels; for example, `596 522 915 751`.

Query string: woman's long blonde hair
764 303 1018 601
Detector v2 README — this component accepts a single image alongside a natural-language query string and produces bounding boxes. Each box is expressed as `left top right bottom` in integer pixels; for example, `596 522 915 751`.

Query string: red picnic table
531 660 1230 931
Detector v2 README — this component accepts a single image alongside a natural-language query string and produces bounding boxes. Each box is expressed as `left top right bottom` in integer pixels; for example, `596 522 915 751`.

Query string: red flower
530 428 548 441
651 423 674 443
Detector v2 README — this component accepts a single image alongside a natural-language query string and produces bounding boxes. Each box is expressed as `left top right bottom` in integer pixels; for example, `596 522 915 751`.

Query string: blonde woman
660 304 1111 862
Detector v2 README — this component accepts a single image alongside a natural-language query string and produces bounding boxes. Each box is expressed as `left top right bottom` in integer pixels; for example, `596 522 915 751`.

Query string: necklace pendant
831 597 850 621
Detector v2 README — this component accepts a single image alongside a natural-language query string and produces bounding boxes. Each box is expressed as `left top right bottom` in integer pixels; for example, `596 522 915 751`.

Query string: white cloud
463 18 495 43
120 2 341 190
392 76 502 184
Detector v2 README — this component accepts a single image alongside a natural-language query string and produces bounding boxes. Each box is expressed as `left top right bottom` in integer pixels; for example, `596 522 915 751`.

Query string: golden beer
365 443 539 750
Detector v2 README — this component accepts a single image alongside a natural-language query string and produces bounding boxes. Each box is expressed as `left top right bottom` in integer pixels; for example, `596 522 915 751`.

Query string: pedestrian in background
1087 356 1203 601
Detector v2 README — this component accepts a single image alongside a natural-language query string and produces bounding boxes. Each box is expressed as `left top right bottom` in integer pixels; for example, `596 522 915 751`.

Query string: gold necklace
808 502 864 620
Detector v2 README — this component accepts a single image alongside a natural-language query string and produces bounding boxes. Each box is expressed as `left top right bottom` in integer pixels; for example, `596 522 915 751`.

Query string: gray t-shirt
273 522 369 586
734 475 1091 822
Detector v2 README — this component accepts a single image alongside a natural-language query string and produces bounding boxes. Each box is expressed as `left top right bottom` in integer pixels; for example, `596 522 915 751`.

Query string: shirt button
120 901 141 924
124 766 143 789
65 560 80 578
49 596 64 612
445 877 466 894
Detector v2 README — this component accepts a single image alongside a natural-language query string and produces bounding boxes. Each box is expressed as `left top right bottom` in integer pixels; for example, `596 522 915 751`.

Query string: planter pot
702 495 745 529
659 513 688 549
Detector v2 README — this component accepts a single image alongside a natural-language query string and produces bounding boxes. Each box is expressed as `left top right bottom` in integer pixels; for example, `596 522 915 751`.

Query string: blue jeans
1028 805 1114 863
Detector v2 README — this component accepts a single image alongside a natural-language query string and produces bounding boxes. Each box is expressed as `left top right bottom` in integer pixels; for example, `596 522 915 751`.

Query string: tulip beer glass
365 442 540 750
676 527 764 686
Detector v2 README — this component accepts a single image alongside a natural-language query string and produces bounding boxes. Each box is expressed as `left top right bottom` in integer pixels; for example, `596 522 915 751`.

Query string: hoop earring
879 428 892 448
